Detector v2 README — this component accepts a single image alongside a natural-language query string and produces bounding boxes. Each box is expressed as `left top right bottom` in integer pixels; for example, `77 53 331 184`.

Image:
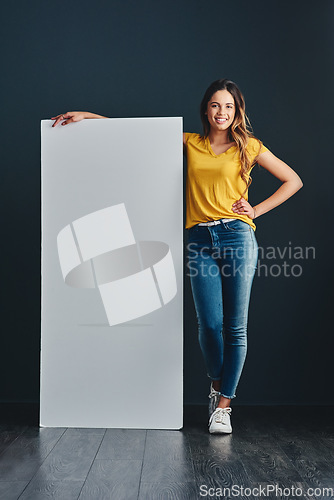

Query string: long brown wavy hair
200 78 264 196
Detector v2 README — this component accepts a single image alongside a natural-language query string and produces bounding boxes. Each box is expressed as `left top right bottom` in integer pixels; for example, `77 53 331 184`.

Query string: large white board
40 117 183 428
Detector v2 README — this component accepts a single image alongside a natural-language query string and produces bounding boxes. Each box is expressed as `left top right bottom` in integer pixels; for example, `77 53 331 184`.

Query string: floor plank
0 426 28 456
0 406 333 500
78 459 142 500
0 456 44 482
143 430 191 462
49 428 105 458
0 481 28 500
188 432 238 460
0 427 65 461
235 437 303 483
141 460 195 484
192 456 252 489
28 428 105 483
96 429 146 460
18 480 84 500
138 481 199 500
30 454 97 482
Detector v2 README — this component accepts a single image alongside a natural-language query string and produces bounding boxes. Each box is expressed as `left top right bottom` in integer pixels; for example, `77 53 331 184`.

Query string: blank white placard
40 117 183 428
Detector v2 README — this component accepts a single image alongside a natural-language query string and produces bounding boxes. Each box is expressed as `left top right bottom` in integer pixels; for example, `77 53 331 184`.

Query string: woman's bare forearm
83 112 109 119
253 179 303 219
51 110 109 127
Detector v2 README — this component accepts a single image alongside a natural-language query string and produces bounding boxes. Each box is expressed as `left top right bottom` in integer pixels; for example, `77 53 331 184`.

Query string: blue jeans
186 218 258 399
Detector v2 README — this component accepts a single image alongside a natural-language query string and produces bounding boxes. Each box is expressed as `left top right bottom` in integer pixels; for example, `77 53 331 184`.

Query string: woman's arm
51 111 108 127
232 151 303 219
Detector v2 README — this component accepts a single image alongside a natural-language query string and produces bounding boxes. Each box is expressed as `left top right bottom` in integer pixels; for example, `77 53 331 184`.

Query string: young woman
51 78 303 434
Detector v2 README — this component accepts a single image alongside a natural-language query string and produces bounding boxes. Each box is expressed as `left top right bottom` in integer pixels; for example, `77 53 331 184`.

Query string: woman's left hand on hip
232 197 255 219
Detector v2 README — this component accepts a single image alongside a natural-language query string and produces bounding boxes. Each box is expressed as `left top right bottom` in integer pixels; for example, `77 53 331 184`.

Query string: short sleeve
184 132 196 145
247 137 270 162
258 142 269 155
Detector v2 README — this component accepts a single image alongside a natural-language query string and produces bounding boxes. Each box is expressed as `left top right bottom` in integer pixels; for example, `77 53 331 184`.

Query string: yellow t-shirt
185 133 270 231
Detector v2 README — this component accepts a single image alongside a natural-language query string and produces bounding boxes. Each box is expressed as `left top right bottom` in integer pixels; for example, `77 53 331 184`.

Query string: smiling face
206 89 236 133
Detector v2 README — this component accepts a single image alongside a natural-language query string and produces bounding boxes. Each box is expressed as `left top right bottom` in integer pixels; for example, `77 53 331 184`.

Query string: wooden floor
0 406 334 499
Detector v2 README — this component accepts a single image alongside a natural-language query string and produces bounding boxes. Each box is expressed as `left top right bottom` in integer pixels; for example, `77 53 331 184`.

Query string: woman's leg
187 228 224 383
218 225 258 402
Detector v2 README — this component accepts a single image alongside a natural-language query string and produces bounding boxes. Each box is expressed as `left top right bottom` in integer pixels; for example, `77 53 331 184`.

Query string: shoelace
208 388 221 400
209 407 232 425
208 385 221 399
208 386 221 416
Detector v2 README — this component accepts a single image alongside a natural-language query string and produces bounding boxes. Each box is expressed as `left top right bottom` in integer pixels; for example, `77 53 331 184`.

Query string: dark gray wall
1 0 333 406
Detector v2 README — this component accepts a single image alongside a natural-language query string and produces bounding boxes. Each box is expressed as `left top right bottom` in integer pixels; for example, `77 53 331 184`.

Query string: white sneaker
208 383 221 417
208 407 232 434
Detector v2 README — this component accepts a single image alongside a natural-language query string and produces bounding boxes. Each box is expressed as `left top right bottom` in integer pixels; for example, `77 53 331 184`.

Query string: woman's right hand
51 111 87 127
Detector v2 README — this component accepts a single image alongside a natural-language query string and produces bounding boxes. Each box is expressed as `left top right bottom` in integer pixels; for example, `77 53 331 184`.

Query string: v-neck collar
206 137 237 158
